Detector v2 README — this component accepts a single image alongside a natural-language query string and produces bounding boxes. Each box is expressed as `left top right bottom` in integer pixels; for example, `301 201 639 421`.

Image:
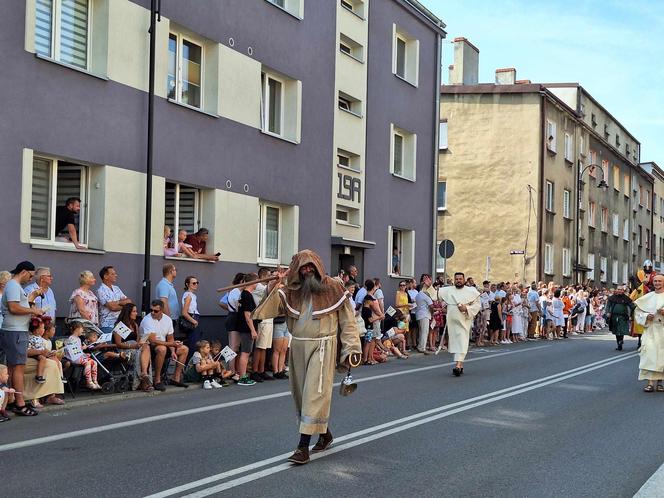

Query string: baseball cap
10 261 36 274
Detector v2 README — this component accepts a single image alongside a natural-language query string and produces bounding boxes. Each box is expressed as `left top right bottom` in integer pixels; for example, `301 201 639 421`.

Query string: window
437 181 447 210
340 0 365 17
563 190 571 219
646 228 650 251
587 253 595 280
35 0 89 69
654 193 658 215
612 213 619 237
588 150 597 176
168 33 202 109
546 120 557 152
564 133 573 162
30 156 89 245
337 149 360 172
544 243 554 275
579 135 585 156
338 91 362 117
436 241 446 274
612 260 619 284
600 207 608 232
613 165 620 191
341 0 354 11
390 124 417 180
259 204 281 264
339 34 364 62
392 25 419 86
588 201 596 227
638 225 642 247
439 121 448 150
562 247 571 277
591 113 598 128
601 159 609 184
389 227 415 277
624 173 630 197
265 0 303 18
165 182 201 236
616 134 621 147
646 190 651 211
261 73 283 135
639 185 645 206
600 257 607 282
623 219 629 241
545 181 554 212
622 262 628 285
335 205 360 226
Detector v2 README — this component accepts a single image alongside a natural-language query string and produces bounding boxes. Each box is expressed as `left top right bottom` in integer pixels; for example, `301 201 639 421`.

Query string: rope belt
291 334 336 393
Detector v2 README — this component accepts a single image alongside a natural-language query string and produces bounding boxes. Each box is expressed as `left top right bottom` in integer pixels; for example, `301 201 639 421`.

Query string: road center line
147 352 637 498
0 345 546 453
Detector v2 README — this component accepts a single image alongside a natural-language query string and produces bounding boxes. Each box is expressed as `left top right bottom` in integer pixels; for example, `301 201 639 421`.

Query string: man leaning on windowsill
54 197 86 250
184 228 219 262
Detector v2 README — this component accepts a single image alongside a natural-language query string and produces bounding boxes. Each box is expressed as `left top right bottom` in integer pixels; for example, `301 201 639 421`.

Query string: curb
41 386 190 412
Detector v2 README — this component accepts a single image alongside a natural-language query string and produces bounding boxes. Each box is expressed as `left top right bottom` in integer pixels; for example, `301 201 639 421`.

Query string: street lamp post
575 161 609 284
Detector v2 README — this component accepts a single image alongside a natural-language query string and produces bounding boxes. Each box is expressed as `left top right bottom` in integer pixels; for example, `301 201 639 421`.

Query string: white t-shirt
139 314 173 342
182 291 199 315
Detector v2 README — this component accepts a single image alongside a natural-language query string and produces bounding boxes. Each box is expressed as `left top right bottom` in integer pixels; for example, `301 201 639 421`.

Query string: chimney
449 37 479 85
448 64 456 84
495 67 516 85
515 79 531 84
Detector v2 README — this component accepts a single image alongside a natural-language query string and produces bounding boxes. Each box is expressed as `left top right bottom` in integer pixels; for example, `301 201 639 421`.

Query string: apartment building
639 162 663 271
1 0 445 317
438 38 644 285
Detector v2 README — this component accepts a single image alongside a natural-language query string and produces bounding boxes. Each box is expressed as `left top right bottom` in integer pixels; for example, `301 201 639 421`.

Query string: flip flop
12 405 39 416
644 384 655 393
656 384 664 392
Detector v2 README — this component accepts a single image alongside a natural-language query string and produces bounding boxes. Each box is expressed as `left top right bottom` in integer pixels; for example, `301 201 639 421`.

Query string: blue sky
425 0 664 163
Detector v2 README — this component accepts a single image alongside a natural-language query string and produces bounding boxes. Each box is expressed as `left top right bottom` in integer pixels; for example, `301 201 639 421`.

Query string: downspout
537 91 546 282
142 0 160 314
432 34 442 276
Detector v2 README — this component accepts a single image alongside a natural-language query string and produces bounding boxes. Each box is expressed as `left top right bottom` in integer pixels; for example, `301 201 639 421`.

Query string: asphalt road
2 330 663 498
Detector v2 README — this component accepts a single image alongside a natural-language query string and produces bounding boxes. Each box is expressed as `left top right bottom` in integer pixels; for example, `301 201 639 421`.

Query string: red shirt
184 235 206 254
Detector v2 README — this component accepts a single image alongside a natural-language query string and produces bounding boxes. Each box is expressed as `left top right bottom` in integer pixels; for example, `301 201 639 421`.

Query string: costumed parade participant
630 260 657 346
253 250 362 465
632 274 664 392
604 285 635 351
438 272 481 376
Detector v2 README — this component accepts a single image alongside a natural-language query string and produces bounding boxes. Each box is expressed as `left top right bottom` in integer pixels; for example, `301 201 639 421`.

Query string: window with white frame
600 207 608 232
612 213 619 237
259 203 281 264
261 72 283 136
601 159 609 184
340 0 365 17
622 262 628 284
562 247 571 277
613 165 620 191
545 181 554 212
588 201 596 227
624 173 630 197
564 133 573 162
439 121 448 150
337 148 360 172
265 0 303 18
392 25 419 86
437 181 447 210
389 227 414 277
390 124 417 180
335 205 360 226
612 259 619 284
544 243 554 275
30 156 89 245
168 33 203 109
579 135 585 156
563 189 571 218
436 241 445 274
587 253 595 280
35 0 89 69
260 68 301 142
546 120 557 152
646 190 651 210
339 34 364 62
600 256 607 282
165 182 201 237
623 219 629 241
338 91 362 116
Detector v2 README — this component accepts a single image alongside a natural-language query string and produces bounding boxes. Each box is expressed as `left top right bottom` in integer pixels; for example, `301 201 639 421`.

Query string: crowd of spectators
0 256 618 422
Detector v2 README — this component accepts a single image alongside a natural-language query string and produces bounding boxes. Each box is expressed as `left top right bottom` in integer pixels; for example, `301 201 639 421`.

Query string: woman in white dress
551 289 565 339
510 291 525 342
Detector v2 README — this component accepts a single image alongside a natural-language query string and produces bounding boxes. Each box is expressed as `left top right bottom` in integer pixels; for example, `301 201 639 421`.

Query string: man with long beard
439 272 481 376
253 250 362 465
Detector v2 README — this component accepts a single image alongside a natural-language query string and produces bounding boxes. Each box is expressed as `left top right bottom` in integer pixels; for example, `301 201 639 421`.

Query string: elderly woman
113 303 153 391
69 270 99 326
0 270 11 331
604 286 635 351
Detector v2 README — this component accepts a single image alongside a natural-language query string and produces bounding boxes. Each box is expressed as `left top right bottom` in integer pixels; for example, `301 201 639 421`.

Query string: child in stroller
64 321 101 390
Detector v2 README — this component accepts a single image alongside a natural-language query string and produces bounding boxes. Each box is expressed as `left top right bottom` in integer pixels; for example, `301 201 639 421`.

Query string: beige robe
254 287 361 435
439 285 481 356
634 291 664 380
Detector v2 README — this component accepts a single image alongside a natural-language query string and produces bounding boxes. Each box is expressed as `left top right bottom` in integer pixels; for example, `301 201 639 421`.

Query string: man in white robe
633 274 664 392
439 272 481 376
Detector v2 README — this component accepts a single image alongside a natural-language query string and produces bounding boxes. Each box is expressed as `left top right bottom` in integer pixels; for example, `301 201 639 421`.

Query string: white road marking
147 352 637 498
634 462 664 498
0 345 546 453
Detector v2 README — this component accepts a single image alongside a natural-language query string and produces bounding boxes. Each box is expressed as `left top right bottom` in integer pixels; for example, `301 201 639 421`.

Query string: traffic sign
438 239 455 259
510 250 525 255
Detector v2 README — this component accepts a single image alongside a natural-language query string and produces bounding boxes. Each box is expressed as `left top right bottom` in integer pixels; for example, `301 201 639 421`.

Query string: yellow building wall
438 92 541 283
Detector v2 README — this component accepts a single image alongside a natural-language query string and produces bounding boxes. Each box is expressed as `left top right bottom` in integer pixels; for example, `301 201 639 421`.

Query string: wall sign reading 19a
337 173 361 203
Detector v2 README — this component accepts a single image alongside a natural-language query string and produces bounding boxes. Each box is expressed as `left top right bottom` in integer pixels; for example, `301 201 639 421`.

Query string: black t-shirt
237 289 258 334
382 314 399 333
55 206 77 235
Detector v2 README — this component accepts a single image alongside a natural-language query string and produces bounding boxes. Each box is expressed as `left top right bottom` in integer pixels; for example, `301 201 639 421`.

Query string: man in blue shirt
24 267 57 320
155 263 179 321
526 282 541 339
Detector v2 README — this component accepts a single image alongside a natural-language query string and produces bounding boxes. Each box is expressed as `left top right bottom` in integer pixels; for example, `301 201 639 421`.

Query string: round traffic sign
438 239 455 259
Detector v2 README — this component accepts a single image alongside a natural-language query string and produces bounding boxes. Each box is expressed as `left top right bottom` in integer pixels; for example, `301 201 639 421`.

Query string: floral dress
69 288 99 325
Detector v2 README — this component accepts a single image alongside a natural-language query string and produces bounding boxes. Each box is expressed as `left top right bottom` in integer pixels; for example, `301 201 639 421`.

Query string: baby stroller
66 318 133 394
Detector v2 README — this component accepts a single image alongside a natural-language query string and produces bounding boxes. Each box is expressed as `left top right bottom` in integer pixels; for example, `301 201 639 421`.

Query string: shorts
238 333 254 353
585 315 593 325
256 321 274 349
0 330 29 365
272 321 291 340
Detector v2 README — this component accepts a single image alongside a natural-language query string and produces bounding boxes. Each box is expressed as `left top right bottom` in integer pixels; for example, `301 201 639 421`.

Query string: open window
388 226 414 277
392 24 419 86
390 124 417 181
258 203 281 265
261 67 302 143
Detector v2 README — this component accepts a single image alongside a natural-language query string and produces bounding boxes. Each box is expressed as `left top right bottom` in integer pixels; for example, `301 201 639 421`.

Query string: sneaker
237 375 256 386
35 375 46 384
210 379 223 388
274 371 289 379
250 372 264 383
203 380 213 390
61 377 68 384
154 382 167 392
261 372 276 381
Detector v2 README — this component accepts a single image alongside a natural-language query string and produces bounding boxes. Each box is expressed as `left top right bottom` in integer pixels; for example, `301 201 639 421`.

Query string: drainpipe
537 91 546 282
432 34 442 276
142 0 160 314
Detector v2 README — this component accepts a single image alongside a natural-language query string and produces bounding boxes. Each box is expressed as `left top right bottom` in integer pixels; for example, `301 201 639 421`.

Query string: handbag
178 314 198 331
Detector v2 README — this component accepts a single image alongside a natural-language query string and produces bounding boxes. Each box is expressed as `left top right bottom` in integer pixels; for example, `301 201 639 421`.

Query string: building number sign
337 173 361 203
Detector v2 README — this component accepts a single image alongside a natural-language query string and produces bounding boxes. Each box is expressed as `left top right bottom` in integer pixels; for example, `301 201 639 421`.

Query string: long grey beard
301 274 322 299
